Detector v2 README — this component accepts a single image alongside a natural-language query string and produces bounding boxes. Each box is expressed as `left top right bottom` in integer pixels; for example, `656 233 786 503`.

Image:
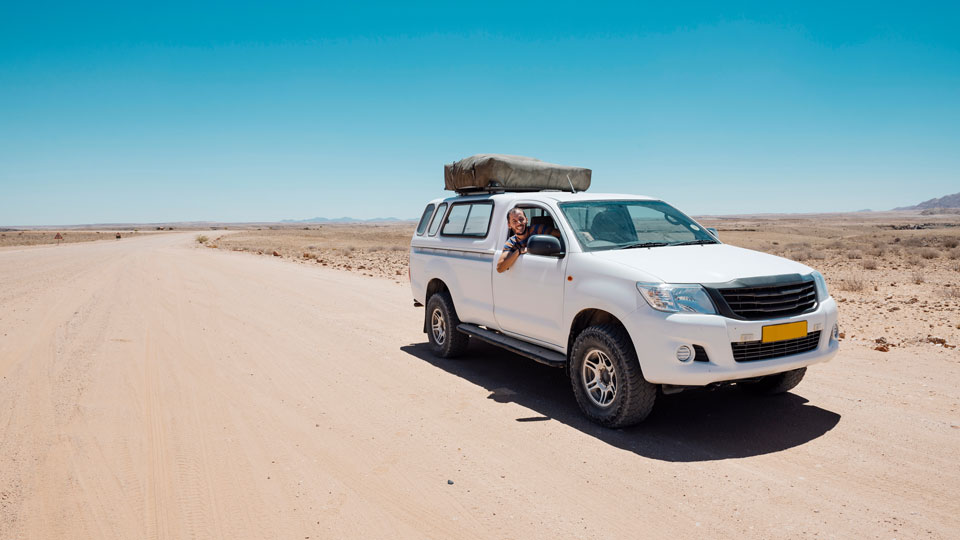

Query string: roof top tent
444 154 592 194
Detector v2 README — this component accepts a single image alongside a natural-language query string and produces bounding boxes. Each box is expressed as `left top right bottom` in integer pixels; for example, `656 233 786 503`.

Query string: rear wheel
569 324 656 427
738 368 806 395
425 292 469 358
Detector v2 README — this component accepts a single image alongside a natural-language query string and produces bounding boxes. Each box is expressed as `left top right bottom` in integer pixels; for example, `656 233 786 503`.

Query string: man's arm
497 247 523 273
497 236 524 273
523 224 562 240
529 223 561 240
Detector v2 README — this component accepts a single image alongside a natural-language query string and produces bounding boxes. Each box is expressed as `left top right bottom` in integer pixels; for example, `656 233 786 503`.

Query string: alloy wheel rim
431 309 446 345
582 349 617 407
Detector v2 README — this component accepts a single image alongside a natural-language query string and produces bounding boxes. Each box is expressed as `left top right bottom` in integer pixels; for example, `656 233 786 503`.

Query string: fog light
676 345 692 362
832 323 840 342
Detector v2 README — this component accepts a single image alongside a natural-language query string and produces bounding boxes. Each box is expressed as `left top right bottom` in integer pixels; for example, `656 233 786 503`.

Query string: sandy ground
1 232 958 539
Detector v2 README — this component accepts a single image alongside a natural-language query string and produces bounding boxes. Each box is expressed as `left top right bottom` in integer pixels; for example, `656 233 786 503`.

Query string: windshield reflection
559 200 718 252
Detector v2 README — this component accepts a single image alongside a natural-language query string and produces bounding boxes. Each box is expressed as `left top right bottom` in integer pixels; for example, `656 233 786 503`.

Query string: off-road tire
569 324 656 428
425 292 470 358
738 367 806 395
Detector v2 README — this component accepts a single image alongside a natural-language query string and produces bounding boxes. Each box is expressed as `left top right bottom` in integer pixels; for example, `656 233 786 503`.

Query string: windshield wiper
622 241 669 249
670 239 719 246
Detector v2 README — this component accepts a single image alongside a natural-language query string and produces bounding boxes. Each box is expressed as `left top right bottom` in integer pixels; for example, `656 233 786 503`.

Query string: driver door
492 206 568 348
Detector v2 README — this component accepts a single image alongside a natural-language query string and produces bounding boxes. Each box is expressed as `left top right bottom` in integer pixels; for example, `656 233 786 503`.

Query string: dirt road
1 233 957 539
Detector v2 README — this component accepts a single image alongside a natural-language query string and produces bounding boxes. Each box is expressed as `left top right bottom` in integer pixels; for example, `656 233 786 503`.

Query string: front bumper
626 298 839 386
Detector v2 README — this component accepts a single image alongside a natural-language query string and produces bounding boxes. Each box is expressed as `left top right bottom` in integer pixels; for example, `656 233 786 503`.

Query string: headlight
811 271 829 302
636 282 716 314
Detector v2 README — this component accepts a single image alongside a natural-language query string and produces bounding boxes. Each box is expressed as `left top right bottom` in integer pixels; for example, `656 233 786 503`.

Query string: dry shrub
949 248 960 260
847 250 863 260
944 287 960 299
944 238 959 249
839 275 866 292
951 261 960 272
919 248 938 260
911 271 926 284
861 259 879 270
907 257 924 267
195 235 208 244
795 250 825 261
826 240 845 250
903 237 924 247
867 247 885 257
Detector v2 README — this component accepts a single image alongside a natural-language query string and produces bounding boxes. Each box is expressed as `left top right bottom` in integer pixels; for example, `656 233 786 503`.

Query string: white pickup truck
409 188 839 427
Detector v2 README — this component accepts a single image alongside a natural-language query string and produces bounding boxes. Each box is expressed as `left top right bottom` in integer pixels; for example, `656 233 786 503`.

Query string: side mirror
527 235 565 257
706 227 719 240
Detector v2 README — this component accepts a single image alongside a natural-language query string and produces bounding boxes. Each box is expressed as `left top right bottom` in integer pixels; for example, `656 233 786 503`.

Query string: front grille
717 280 817 320
732 331 821 362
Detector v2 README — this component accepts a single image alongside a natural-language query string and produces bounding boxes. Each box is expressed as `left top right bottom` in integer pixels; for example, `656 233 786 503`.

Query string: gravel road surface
1 233 956 539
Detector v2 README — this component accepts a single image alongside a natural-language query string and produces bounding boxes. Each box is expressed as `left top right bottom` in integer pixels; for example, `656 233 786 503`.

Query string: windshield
558 200 718 252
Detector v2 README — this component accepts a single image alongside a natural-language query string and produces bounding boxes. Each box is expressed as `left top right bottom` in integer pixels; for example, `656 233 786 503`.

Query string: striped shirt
503 224 553 252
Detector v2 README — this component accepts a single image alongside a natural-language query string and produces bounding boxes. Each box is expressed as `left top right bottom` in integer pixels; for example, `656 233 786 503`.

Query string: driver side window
507 205 564 256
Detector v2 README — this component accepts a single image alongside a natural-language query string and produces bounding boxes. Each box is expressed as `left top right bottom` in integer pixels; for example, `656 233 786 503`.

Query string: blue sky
1 2 958 225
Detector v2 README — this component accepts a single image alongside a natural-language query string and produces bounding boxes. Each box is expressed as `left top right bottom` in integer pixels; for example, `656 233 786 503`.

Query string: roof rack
454 182 565 196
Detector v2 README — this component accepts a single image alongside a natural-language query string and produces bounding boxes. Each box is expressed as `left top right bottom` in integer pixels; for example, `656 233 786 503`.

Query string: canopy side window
427 203 448 236
415 203 436 235
440 201 494 238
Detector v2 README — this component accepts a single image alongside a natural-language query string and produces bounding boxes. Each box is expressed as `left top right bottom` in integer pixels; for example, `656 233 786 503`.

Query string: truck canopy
444 154 591 193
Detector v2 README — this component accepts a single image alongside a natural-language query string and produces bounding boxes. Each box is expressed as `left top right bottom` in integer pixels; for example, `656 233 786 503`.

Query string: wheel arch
423 278 450 333
567 309 637 367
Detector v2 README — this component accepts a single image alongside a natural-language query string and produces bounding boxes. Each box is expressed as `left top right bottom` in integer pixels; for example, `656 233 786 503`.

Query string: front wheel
569 325 656 428
425 292 469 358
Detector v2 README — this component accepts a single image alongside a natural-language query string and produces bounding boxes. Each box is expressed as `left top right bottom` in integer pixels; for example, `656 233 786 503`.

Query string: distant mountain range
895 191 960 211
279 217 411 223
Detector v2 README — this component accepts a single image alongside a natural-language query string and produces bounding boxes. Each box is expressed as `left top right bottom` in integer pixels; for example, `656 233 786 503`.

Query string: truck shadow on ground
400 341 841 462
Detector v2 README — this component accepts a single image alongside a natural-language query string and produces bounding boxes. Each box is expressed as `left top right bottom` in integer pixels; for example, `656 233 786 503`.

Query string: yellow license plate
762 321 808 343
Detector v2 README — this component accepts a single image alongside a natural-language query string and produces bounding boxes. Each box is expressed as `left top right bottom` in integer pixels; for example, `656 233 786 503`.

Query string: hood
590 244 813 284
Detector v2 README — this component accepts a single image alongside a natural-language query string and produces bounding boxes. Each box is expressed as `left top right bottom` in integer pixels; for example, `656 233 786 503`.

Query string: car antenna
566 174 576 194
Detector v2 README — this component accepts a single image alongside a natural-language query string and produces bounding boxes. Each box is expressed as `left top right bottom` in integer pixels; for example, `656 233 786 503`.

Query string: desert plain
0 211 958 539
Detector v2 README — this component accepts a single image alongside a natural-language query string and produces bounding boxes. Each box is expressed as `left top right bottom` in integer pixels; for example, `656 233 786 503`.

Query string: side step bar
457 323 566 368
